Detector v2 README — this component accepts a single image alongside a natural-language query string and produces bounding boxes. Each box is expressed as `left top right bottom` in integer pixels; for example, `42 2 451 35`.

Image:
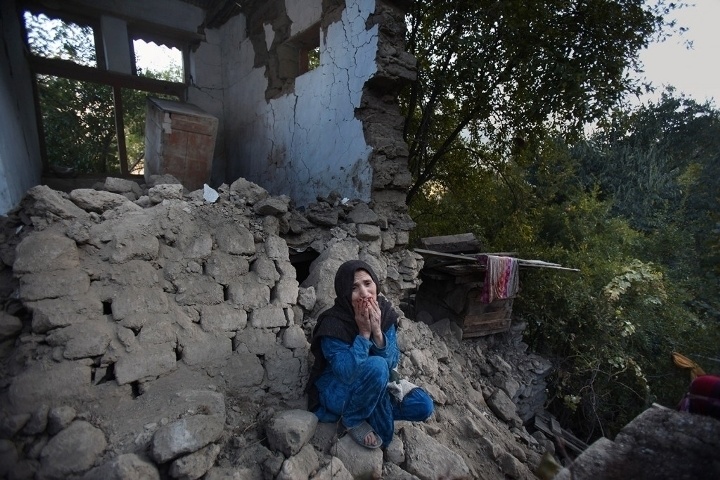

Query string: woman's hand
367 298 385 348
353 297 372 339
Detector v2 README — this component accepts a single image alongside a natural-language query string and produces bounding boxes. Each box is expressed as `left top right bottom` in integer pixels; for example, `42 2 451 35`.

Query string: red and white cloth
479 255 519 303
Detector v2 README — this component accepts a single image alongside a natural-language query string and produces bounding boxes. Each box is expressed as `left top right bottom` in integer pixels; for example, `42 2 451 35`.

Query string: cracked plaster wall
221 0 379 207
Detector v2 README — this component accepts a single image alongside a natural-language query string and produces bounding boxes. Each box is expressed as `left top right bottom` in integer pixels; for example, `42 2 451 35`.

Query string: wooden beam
29 56 186 98
414 249 580 272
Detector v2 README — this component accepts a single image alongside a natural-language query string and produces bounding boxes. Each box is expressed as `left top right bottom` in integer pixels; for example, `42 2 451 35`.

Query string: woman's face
351 269 377 304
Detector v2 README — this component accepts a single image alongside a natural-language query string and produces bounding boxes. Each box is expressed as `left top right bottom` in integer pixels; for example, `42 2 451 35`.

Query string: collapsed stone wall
0 177 555 480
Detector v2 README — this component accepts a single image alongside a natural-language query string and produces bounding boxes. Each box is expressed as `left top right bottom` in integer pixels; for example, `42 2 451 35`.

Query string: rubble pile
0 177 551 480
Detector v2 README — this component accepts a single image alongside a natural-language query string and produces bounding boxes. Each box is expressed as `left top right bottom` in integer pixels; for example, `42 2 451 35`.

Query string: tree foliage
403 0 675 204
410 92 720 440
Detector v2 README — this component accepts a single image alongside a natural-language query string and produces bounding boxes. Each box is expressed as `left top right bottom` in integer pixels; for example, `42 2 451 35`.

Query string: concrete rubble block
121 310 176 331
0 414 30 438
264 234 290 260
0 312 23 340
276 443 319 480
408 349 439 378
281 325 309 350
104 177 144 196
492 375 520 400
174 277 224 306
306 209 339 227
333 435 383 480
69 189 139 213
229 177 268 205
395 231 409 245
227 273 271 310
146 174 182 187
8 362 91 414
19 268 90 302
359 252 387 281
45 318 115 360
109 229 160 264
138 317 178 346
148 184 184 203
347 203 380 225
204 251 250 285
287 210 313 233
266 410 319 457
47 406 77 435
254 196 290 216
249 305 287 329
104 259 161 287
14 231 79 273
214 223 256 255
27 185 89 220
301 239 360 311
402 425 471 480
498 451 524 479
80 452 160 480
311 457 354 480
222 347 264 389
251 255 281 286
382 463 422 480
199 303 248 332
274 259 296 277
356 224 381 241
556 406 720 480
181 232 213 259
0 439 18 477
151 414 225 464
233 326 277 355
169 442 221 480
273 277 299 306
112 287 169 320
264 346 302 394
23 404 49 436
179 331 232 367
297 286 316 311
38 420 107 480
486 389 522 426
203 466 255 479
385 434 406 465
381 231 396 251
114 343 177 385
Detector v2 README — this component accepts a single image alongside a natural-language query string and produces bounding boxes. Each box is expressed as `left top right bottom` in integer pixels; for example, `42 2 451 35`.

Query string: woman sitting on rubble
306 260 434 449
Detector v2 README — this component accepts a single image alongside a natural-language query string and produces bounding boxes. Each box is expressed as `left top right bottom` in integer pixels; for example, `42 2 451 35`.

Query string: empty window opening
21 8 186 178
24 12 97 67
133 39 184 83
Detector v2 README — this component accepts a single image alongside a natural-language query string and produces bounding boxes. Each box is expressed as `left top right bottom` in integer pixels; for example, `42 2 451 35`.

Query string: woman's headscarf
306 260 398 410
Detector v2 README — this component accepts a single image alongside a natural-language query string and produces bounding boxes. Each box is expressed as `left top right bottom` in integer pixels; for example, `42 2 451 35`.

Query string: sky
636 0 720 106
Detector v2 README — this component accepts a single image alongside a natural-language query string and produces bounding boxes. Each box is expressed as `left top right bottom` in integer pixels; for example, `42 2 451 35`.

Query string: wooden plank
420 233 481 253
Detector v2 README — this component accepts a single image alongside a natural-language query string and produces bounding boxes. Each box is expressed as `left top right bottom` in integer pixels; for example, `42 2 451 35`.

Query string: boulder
80 453 160 480
151 414 225 463
266 410 318 457
39 421 107 480
402 425 471 480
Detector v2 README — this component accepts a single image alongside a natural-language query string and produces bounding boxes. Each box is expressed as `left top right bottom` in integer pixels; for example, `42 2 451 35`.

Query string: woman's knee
358 356 389 385
401 388 434 421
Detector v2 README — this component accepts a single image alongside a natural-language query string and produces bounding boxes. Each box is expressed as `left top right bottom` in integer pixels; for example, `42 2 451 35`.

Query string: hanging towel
479 255 519 303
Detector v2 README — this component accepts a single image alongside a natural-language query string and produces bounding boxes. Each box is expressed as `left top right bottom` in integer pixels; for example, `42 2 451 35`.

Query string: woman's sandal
344 421 382 449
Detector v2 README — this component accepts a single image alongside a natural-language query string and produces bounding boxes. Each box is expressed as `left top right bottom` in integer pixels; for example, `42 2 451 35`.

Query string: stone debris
0 176 607 479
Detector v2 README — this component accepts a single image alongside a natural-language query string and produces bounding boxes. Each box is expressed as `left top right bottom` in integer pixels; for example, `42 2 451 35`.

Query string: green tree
403 0 677 204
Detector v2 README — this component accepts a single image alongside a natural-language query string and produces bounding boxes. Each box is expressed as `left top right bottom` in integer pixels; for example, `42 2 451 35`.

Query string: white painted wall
0 0 42 215
221 0 378 206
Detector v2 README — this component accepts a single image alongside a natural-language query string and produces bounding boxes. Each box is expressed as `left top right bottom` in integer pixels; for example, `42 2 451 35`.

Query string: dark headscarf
306 260 398 410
